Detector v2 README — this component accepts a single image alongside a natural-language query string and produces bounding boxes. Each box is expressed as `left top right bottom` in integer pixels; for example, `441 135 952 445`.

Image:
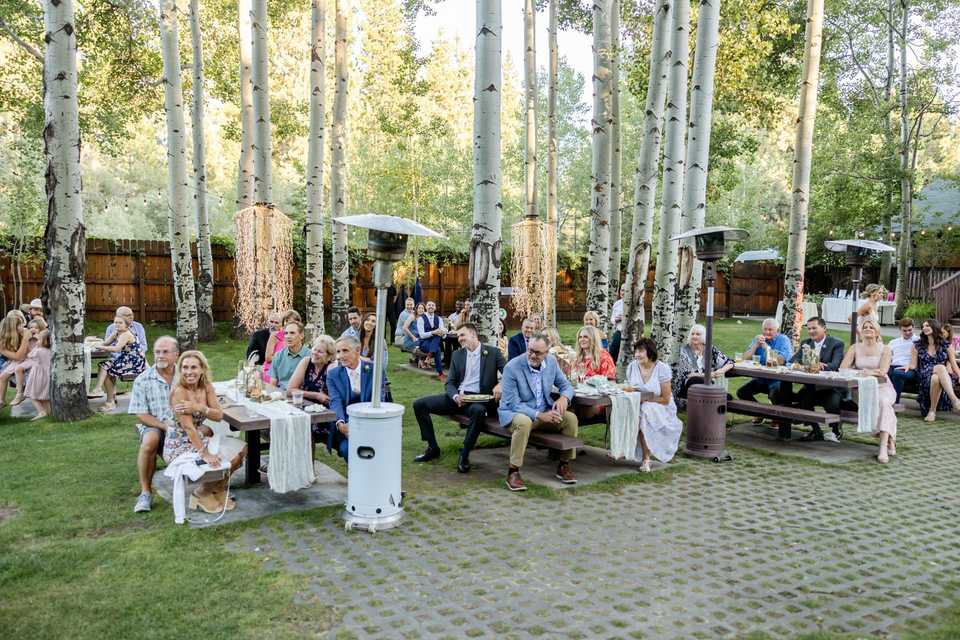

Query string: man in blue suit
324 336 387 461
507 318 536 361
499 333 579 491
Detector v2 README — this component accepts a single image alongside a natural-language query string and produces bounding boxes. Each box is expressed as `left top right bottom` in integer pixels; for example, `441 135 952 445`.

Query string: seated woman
92 315 147 413
403 303 425 358
166 351 246 513
672 323 734 407
288 334 336 405
358 312 389 366
0 310 31 408
572 325 616 381
625 338 683 472
544 327 574 378
907 318 960 421
582 311 609 349
840 319 898 463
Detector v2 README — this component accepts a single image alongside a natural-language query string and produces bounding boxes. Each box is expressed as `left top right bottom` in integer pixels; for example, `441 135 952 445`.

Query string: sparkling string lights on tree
234 204 294 331
510 218 554 320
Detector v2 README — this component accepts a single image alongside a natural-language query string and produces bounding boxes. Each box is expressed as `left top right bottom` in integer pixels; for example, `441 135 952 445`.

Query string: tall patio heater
333 214 443 532
824 240 896 345
671 226 749 462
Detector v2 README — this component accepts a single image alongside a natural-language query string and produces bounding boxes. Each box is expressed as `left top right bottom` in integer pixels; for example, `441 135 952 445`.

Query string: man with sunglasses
499 333 578 491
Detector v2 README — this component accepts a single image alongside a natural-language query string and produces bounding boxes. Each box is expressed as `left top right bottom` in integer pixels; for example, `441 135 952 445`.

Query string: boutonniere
482 350 489 357
363 364 371 372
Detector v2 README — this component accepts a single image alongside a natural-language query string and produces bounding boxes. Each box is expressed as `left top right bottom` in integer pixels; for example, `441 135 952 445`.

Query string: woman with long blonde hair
573 325 616 381
0 310 33 408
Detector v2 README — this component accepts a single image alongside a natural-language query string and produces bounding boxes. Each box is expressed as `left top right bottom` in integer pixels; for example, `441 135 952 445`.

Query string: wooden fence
6 238 900 326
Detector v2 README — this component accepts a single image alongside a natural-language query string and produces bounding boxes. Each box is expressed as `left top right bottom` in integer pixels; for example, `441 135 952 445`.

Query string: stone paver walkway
232 415 960 639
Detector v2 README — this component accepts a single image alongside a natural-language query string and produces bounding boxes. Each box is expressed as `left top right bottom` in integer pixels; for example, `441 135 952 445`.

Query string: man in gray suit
499 333 578 491
785 316 847 441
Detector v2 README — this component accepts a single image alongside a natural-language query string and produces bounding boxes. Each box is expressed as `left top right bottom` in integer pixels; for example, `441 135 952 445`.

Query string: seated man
785 316 845 441
325 336 386 460
269 321 311 390
413 323 505 472
247 312 281 365
507 318 535 361
499 333 578 491
887 317 919 404
340 306 362 339
127 336 180 513
442 301 464 368
417 300 446 380
736 317 793 411
106 306 148 355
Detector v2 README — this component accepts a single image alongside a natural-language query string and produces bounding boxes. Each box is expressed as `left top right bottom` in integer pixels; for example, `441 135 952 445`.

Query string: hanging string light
234 204 294 331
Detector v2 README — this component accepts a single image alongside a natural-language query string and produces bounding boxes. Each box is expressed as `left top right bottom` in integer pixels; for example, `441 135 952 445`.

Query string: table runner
608 392 644 461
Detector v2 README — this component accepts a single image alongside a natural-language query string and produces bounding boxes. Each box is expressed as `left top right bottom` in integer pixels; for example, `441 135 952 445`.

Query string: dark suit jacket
507 332 528 361
326 361 387 425
790 335 845 371
445 346 506 401
246 328 271 365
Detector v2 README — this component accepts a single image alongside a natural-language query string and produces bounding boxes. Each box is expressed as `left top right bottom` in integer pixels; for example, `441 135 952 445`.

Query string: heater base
344 509 404 533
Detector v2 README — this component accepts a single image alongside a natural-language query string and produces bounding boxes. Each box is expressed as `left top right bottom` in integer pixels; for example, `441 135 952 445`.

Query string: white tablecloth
821 298 896 324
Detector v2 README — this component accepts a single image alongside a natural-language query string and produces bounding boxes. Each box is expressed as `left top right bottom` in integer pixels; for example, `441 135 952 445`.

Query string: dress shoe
414 447 442 463
456 451 471 473
555 462 577 484
506 468 526 491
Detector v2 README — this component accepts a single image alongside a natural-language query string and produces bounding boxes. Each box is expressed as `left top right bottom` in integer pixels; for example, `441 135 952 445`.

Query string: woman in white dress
625 338 684 472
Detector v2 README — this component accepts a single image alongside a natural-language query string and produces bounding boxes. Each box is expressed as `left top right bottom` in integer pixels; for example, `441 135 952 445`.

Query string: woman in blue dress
906 318 960 421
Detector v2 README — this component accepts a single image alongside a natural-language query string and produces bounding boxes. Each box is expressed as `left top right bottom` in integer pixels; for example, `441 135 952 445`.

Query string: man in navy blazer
507 318 536 361
324 336 386 460
499 333 578 491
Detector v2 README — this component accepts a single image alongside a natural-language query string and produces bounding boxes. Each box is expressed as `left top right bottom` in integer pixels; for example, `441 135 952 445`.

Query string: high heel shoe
924 411 936 423
190 490 226 514
877 443 889 464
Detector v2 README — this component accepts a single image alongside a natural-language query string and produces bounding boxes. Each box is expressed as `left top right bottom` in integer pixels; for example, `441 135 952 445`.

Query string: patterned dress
101 337 146 379
163 412 209 464
302 360 330 394
916 343 957 417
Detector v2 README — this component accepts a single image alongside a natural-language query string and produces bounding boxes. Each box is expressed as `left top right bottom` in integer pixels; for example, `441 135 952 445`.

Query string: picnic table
728 363 861 439
219 396 336 485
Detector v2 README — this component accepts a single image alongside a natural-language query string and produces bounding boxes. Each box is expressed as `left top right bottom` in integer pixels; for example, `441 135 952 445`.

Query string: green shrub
903 301 936 322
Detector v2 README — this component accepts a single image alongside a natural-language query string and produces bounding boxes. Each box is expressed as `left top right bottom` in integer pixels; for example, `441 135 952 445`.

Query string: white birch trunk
608 0 622 304
305 0 326 337
330 0 350 335
675 0 722 343
651 0 690 361
251 0 272 204
42 0 91 421
470 0 503 345
523 0 537 220
879 0 895 289
189 0 215 341
160 0 199 350
780 0 824 345
586 0 613 328
237 0 255 209
618 0 673 370
894 0 911 320
546 0 558 327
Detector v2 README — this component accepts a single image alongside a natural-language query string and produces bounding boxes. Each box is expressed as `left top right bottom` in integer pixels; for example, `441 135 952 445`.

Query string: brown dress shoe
555 462 577 484
506 468 526 491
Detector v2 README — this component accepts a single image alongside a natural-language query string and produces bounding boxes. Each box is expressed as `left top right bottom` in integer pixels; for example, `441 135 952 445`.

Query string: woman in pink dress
263 309 301 382
840 319 897 464
23 321 52 420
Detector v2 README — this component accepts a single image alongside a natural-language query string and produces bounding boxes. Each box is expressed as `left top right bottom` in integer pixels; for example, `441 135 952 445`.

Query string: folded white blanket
857 376 879 434
163 452 209 524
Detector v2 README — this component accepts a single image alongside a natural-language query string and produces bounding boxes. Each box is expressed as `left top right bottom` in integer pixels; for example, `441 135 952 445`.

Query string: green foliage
903 301 936 321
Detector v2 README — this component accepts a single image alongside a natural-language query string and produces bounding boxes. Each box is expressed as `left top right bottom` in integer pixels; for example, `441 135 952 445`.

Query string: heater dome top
333 214 444 239
824 239 896 253
670 226 749 242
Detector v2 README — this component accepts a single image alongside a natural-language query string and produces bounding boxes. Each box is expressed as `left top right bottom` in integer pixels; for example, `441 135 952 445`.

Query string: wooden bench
448 414 582 452
727 399 841 440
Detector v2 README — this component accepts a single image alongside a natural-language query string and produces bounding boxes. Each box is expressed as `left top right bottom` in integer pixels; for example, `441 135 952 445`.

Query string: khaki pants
508 411 578 468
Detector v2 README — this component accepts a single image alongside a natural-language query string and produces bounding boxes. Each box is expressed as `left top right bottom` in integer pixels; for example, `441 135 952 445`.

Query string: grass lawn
2 318 956 638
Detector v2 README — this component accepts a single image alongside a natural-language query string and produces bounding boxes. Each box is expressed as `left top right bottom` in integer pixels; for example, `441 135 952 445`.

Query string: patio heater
333 214 443 533
671 226 749 462
824 240 896 345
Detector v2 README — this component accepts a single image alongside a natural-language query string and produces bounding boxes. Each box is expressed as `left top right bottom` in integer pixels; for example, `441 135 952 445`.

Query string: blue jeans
736 378 782 403
887 367 916 403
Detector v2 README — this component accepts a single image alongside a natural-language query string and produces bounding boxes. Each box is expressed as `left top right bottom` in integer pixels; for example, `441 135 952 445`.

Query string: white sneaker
823 432 839 443
133 492 152 513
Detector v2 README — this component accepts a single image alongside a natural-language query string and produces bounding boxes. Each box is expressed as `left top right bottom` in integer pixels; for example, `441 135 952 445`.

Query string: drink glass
734 352 743 363
752 354 761 366
291 389 304 408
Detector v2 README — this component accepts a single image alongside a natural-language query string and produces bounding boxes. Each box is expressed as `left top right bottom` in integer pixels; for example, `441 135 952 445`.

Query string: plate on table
461 394 493 403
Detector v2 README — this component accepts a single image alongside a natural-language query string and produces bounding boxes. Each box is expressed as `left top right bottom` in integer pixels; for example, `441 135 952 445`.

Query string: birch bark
546 0 558 327
189 0 215 341
780 0 824 345
305 0 326 337
251 0 272 204
469 0 504 345
160 0 199 350
651 0 690 361
894 0 911 320
618 0 672 370
523 0 537 221
330 0 350 334
237 0 255 208
675 0 722 343
42 0 91 421
586 0 612 327
608 0 622 304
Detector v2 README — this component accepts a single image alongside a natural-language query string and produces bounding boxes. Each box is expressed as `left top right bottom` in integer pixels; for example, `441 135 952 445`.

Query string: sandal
189 490 226 514
639 460 652 473
924 412 936 423
10 394 24 406
98 402 117 414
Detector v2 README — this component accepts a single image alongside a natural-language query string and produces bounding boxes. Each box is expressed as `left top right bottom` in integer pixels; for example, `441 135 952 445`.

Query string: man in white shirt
417 300 446 379
609 286 625 362
413 324 506 472
888 317 919 403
